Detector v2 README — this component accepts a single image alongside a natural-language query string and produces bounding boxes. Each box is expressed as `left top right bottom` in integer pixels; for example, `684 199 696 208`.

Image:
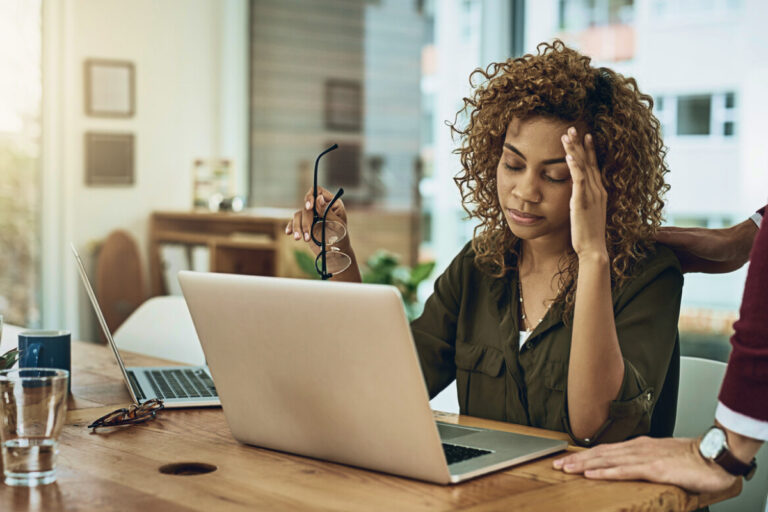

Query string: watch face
700 427 727 459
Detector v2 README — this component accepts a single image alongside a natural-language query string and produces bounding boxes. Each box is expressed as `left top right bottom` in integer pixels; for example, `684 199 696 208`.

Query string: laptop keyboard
145 369 218 400
442 443 493 465
126 370 147 401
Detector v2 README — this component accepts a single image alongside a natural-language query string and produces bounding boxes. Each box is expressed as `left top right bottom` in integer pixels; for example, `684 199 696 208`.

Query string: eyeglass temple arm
313 143 339 220
320 188 345 280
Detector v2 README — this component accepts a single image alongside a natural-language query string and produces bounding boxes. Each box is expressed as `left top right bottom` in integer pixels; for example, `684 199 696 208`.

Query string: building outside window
527 0 768 362
0 0 42 327
654 92 737 138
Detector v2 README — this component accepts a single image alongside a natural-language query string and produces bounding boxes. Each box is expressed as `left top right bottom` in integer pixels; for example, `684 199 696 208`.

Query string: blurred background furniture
149 209 292 296
676 356 768 512
112 295 204 366
95 230 146 341
149 208 420 295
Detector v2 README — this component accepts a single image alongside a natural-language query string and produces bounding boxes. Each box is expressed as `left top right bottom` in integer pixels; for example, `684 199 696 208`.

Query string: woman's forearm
328 241 362 283
567 252 625 440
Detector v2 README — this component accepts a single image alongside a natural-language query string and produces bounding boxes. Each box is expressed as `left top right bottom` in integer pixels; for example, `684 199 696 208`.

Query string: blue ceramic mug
18 330 71 391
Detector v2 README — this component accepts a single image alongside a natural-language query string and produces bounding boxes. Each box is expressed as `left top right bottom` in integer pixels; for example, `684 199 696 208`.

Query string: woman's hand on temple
562 127 608 260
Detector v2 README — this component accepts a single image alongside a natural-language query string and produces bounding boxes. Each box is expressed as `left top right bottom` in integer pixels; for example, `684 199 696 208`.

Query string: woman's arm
562 128 625 440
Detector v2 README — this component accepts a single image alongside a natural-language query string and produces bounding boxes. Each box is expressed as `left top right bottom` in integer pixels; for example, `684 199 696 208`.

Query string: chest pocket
531 359 567 428
543 360 567 392
454 343 505 421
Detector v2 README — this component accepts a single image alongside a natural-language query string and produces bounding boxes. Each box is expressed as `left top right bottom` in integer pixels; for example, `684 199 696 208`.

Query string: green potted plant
294 249 435 321
0 348 18 370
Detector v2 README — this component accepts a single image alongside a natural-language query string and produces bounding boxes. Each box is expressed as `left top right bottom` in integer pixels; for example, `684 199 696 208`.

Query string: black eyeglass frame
311 144 345 280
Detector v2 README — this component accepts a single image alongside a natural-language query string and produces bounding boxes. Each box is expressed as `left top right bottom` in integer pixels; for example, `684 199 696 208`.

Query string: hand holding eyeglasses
285 145 362 282
288 185 348 253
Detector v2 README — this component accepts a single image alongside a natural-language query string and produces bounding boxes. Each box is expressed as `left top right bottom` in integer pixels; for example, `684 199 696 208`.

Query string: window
651 0 743 21
677 95 711 136
556 0 636 62
249 0 423 210
526 2 762 364
559 0 635 31
655 92 736 138
0 0 42 327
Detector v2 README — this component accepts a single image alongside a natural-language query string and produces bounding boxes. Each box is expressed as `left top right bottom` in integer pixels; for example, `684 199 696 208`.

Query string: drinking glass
0 368 69 486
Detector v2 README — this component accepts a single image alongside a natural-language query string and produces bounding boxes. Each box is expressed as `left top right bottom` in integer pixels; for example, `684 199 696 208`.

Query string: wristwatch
698 426 757 480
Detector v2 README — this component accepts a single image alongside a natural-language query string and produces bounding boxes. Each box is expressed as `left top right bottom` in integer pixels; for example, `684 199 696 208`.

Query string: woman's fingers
566 127 589 166
288 185 349 244
290 210 304 241
562 128 607 212
584 133 598 170
563 137 589 207
583 133 606 198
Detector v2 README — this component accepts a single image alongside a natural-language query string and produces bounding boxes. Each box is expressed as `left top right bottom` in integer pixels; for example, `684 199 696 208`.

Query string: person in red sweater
551 207 766 493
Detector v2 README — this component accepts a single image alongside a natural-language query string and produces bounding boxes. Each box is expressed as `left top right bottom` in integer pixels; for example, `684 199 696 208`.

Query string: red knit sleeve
718 219 768 421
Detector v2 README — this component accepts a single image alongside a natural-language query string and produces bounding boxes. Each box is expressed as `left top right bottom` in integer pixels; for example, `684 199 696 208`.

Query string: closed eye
504 163 524 172
543 174 570 183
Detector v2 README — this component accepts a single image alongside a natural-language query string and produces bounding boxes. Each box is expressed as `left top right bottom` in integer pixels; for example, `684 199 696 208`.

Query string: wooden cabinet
149 207 420 297
149 209 295 296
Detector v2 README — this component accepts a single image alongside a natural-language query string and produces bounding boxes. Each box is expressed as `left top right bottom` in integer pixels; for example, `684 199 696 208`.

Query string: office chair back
676 356 767 512
96 230 146 341
112 296 205 366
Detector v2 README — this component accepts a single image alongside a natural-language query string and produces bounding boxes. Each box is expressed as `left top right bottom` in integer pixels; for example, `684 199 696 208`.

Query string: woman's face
497 117 578 244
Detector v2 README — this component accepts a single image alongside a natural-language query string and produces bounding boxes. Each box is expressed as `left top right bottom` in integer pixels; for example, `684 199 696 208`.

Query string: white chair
112 296 204 366
0 322 24 354
429 382 459 414
676 356 768 512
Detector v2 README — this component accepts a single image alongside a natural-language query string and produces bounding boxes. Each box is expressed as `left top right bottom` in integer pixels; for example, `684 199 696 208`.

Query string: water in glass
2 437 58 486
0 368 68 486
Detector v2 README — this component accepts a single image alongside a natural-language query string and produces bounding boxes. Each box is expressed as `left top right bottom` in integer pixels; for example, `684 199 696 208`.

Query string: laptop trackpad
437 422 482 440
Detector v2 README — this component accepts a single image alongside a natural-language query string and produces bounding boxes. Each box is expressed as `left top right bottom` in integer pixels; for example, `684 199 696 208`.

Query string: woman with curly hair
285 40 682 445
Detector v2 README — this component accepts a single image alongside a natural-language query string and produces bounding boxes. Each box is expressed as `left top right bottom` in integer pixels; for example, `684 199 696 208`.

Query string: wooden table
0 342 741 511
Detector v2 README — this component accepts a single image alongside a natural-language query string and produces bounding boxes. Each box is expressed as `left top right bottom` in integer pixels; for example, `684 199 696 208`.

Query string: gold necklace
518 278 550 333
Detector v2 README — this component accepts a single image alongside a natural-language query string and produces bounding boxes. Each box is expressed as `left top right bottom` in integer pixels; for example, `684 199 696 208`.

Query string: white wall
41 0 248 339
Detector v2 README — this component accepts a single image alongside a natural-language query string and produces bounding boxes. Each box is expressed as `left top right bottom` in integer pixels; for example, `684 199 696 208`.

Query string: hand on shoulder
655 218 758 274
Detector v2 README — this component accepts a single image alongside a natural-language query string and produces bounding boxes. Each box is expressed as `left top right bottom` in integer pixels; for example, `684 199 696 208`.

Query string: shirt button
645 391 653 401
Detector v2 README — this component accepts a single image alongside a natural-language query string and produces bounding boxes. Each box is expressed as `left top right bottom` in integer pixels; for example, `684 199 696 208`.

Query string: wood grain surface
0 341 741 511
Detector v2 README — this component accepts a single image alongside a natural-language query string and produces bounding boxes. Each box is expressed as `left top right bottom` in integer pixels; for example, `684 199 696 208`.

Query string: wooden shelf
149 210 293 296
148 206 421 296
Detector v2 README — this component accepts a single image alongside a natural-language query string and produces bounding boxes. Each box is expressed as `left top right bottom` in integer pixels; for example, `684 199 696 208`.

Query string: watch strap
714 445 758 480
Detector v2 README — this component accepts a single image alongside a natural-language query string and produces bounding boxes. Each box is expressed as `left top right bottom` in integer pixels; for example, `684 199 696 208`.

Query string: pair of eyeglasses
311 144 351 280
88 398 165 429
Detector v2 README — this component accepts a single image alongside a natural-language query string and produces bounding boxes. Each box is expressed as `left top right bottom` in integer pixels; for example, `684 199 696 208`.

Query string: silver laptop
178 271 566 484
72 245 220 408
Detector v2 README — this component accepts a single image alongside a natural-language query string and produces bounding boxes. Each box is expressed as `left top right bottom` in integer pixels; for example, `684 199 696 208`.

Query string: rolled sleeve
562 359 654 446
561 251 683 446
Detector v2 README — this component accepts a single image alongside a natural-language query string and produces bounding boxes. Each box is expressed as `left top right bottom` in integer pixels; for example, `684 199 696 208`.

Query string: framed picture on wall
324 79 362 132
84 59 135 117
84 132 134 186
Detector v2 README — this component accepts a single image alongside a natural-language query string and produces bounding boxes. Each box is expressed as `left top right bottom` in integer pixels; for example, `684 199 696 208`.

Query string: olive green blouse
411 242 683 446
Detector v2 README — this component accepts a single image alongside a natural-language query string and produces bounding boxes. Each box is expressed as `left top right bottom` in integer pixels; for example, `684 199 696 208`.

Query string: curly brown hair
451 40 669 321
